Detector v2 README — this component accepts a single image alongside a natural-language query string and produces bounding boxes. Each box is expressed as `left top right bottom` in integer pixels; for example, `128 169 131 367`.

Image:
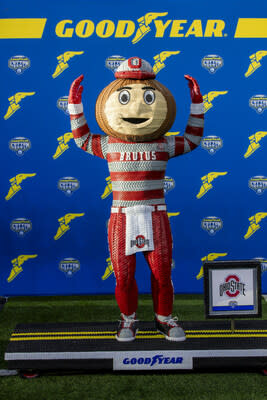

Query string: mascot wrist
68 103 83 115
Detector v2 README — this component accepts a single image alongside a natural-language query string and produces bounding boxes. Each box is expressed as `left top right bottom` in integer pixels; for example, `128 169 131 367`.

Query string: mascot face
95 58 176 142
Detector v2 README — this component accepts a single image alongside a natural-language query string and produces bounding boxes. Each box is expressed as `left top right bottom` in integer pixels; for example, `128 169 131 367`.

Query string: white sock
156 314 172 322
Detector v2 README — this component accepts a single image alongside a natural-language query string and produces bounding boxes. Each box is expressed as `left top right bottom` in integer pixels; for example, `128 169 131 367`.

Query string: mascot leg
108 212 138 341
144 210 186 341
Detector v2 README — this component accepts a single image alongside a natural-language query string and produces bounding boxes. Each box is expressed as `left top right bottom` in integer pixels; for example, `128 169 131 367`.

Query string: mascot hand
184 75 202 103
69 75 84 104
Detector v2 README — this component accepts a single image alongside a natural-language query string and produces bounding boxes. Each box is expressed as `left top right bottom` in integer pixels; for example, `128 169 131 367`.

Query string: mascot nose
128 100 147 115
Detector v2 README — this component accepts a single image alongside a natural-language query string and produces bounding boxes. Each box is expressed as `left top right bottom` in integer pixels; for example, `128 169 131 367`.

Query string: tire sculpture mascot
68 57 204 342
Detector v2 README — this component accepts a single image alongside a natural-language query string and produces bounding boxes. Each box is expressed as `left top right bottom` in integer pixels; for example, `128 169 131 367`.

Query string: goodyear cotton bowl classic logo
249 95 267 114
244 212 267 239
152 51 180 74
244 131 267 158
201 55 223 74
105 55 126 72
201 136 223 155
8 55 30 74
196 172 227 199
245 51 267 77
254 258 267 274
4 92 35 120
52 51 84 78
58 177 80 196
249 176 267 195
57 96 69 115
219 275 246 298
7 254 37 283
201 217 223 236
10 218 32 237
5 173 36 201
59 258 80 277
9 137 31 156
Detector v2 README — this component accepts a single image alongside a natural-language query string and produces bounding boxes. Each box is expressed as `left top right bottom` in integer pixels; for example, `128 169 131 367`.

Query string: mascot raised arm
68 57 204 342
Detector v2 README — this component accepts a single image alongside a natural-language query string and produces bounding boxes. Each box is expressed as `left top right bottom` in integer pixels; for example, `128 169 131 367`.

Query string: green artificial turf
0 295 267 400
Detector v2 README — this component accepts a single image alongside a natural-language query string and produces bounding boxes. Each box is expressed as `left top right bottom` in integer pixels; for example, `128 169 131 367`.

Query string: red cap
115 57 155 79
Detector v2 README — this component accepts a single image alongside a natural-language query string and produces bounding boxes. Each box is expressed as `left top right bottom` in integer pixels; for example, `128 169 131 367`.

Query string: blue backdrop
1 0 267 296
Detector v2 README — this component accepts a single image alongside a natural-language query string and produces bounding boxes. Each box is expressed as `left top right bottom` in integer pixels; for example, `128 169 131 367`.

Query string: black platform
5 320 267 371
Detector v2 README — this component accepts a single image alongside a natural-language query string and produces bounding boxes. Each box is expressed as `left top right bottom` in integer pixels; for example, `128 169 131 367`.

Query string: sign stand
4 260 267 376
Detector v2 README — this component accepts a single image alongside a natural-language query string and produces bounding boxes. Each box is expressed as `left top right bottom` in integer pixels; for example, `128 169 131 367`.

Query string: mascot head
95 57 176 142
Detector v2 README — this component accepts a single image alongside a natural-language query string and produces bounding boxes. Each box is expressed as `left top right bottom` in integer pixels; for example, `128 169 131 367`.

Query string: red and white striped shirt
69 103 204 207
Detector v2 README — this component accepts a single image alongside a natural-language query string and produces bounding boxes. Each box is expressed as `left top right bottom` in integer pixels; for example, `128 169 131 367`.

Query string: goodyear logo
58 177 80 196
9 137 31 156
248 176 267 195
101 176 112 199
123 354 183 367
4 92 35 120
201 136 223 155
5 173 36 201
53 132 73 159
201 54 223 74
2 17 267 41
244 131 267 158
244 212 267 240
201 216 223 236
59 258 80 277
8 55 30 74
57 96 69 115
52 51 84 78
7 254 37 283
164 176 175 194
10 218 32 237
105 55 126 72
203 91 228 113
245 51 267 77
249 95 267 114
196 172 228 199
54 213 85 240
152 51 180 74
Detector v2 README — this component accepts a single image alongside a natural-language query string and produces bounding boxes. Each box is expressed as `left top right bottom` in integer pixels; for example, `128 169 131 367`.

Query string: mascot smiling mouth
122 117 149 124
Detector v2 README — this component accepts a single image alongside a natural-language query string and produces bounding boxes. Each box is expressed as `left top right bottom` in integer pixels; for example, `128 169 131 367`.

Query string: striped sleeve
167 101 204 158
69 102 107 159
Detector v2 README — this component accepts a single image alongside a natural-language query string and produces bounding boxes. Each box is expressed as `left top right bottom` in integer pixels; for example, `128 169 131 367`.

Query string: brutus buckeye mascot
68 57 204 342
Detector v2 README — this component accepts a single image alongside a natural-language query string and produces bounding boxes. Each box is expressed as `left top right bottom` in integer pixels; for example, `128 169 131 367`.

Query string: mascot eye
119 90 130 105
143 90 155 105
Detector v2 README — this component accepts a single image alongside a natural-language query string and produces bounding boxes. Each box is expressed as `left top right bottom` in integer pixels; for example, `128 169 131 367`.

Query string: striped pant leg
144 210 173 316
108 212 138 315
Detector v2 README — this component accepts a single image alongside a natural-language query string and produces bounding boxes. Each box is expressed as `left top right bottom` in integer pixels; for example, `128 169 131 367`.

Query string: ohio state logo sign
219 275 246 297
131 235 149 249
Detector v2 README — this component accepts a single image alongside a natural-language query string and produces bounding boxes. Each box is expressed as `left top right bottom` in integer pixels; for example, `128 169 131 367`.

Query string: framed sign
204 260 262 318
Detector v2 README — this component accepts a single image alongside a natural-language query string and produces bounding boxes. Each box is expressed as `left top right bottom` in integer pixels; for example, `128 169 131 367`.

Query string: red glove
68 74 84 104
184 75 202 104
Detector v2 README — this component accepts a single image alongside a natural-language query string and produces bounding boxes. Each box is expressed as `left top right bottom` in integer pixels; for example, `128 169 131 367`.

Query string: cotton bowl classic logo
219 275 246 298
58 177 80 196
57 96 69 115
249 176 267 195
201 136 223 155
201 55 223 74
9 137 31 156
105 55 126 72
8 55 30 74
164 176 175 194
201 217 223 236
59 258 80 277
249 95 267 114
10 218 32 237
